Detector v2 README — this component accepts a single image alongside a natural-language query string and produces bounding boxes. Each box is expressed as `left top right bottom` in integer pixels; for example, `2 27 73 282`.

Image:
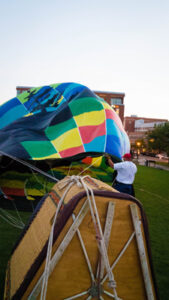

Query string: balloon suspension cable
67 162 72 176
0 150 59 183
0 189 25 229
24 179 36 212
0 207 25 229
30 169 51 195
78 156 102 176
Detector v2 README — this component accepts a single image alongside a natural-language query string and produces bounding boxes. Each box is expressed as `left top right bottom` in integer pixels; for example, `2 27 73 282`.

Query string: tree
146 122 169 156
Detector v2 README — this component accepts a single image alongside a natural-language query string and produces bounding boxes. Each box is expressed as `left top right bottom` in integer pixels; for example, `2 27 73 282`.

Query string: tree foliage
147 122 169 156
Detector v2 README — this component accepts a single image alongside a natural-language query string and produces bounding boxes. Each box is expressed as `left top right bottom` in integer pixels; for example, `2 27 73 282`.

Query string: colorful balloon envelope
0 82 130 209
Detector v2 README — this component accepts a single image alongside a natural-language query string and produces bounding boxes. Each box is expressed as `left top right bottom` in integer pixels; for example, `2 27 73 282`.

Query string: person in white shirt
106 153 137 196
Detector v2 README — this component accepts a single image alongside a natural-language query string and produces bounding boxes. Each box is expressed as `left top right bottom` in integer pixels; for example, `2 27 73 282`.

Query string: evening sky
0 0 169 119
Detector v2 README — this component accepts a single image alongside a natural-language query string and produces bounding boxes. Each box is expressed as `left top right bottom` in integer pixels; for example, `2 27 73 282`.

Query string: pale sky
0 0 169 120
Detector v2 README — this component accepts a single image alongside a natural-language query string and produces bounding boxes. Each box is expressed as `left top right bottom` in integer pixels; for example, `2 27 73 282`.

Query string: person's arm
107 157 114 168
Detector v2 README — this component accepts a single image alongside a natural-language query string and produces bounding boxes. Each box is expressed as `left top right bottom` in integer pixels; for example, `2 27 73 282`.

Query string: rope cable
40 179 75 300
40 175 119 300
77 156 102 176
67 163 72 176
80 177 118 297
0 208 25 229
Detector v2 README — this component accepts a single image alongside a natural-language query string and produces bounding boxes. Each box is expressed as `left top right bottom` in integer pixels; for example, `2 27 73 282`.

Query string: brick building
16 86 32 94
124 116 168 145
94 91 125 123
16 86 125 123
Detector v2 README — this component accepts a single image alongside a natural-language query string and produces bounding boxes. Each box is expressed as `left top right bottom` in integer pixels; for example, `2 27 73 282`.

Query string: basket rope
40 175 118 300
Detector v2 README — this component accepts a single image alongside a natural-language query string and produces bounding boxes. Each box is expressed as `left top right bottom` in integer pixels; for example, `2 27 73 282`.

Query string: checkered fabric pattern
0 82 130 161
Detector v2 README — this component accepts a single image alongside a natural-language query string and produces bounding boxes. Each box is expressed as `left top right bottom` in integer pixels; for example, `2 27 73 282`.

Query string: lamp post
149 138 155 156
136 142 141 147
136 141 141 157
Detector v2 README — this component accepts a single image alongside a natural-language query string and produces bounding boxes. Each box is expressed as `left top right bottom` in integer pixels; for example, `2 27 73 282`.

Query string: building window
110 98 122 105
115 107 120 115
112 105 120 115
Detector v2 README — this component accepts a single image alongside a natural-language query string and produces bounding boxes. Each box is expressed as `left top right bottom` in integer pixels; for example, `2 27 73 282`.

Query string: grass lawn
134 165 169 300
0 211 31 298
0 165 169 299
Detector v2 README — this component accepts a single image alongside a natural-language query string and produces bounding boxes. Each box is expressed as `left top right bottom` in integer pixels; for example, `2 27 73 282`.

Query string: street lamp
136 141 142 156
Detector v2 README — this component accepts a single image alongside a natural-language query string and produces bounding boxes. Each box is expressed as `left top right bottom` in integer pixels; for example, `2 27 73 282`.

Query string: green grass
0 210 31 298
134 165 169 300
0 166 169 299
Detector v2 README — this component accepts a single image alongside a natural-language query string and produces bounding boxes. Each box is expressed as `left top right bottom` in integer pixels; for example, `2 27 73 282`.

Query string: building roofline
124 116 168 122
16 86 32 89
16 87 125 97
94 90 125 96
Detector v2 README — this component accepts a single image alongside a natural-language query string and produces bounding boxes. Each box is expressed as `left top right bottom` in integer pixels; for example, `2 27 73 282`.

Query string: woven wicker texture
35 197 155 299
4 176 157 300
9 196 58 298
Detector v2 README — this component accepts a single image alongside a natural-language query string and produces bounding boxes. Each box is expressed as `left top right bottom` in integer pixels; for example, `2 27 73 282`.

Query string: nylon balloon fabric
0 82 129 160
0 83 130 210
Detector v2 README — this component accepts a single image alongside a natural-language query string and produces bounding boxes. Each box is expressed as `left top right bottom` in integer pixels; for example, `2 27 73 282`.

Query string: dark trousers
113 181 135 196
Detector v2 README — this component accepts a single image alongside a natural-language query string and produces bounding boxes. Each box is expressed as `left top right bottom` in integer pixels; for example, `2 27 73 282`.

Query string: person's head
123 153 132 161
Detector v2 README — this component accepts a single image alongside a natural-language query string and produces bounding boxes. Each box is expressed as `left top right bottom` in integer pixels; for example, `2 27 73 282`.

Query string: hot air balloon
0 82 130 211
1 83 159 300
